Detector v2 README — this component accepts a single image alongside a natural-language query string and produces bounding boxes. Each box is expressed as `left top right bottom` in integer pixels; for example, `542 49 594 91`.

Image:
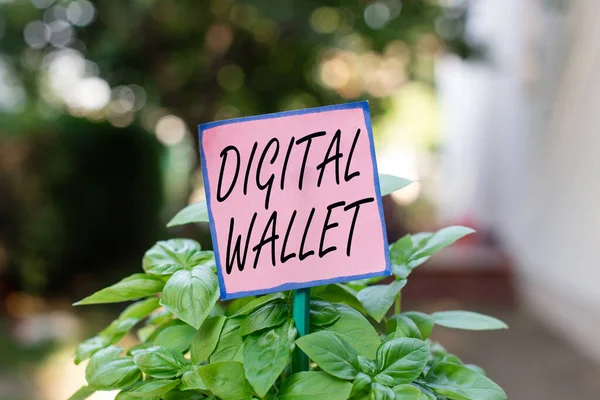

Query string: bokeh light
310 7 340 34
217 64 245 92
364 2 391 30
48 20 73 47
252 17 279 44
24 20 50 48
30 0 54 10
155 115 188 146
43 5 68 23
205 23 234 54
66 0 95 27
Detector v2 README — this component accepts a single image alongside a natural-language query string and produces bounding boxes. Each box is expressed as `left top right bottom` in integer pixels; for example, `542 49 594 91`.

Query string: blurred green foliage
0 116 164 295
1 0 473 122
0 0 473 296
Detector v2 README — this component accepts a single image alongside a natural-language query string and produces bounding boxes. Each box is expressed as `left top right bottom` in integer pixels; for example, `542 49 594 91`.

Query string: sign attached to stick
200 101 390 299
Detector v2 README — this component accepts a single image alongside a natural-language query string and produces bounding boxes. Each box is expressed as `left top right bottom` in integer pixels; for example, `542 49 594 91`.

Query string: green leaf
375 338 429 385
162 389 205 400
167 201 209 227
431 311 508 331
350 372 372 397
85 346 141 390
406 233 433 269
74 274 165 305
378 174 412 196
318 304 380 359
374 373 396 387
148 308 173 325
137 326 156 343
191 316 226 364
126 380 180 398
428 342 448 365
226 297 256 315
120 297 161 319
132 346 187 379
388 233 438 276
425 362 506 400
180 369 208 391
411 384 437 400
127 344 152 356
311 284 367 314
357 280 407 322
389 235 412 260
100 318 140 344
244 320 296 397
391 315 422 339
344 279 370 293
197 361 255 400
160 265 220 329
358 356 377 376
411 232 433 247
67 386 96 400
411 226 474 259
389 235 413 279
465 364 486 376
279 371 352 400
210 317 244 362
310 300 340 327
143 239 212 276
441 354 463 365
115 391 147 400
392 384 429 400
391 264 411 280
295 331 359 380
153 323 197 353
407 256 431 270
402 312 435 339
370 383 395 400
84 344 122 367
144 319 181 344
75 336 109 365
231 292 285 316
210 300 225 316
240 302 288 336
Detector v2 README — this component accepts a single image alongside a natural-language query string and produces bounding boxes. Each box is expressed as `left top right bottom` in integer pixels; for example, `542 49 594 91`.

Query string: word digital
200 101 391 299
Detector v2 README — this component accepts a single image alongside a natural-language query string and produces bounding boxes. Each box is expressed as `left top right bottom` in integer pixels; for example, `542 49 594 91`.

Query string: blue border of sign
199 101 391 300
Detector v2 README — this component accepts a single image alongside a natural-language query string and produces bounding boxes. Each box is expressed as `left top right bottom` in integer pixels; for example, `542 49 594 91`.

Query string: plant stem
394 291 402 314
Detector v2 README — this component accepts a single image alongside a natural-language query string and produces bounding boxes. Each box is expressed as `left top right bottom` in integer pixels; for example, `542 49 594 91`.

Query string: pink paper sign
200 101 390 299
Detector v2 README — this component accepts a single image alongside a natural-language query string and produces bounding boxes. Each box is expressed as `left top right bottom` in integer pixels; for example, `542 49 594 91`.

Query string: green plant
70 178 508 400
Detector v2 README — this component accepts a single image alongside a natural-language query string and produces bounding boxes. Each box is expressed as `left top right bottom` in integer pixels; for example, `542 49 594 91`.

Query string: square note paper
199 101 390 299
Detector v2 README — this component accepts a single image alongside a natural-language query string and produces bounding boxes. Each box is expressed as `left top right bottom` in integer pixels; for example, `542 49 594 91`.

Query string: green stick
292 287 310 372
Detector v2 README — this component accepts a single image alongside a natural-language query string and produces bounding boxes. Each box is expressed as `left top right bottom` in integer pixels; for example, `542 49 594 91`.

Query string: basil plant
70 178 508 400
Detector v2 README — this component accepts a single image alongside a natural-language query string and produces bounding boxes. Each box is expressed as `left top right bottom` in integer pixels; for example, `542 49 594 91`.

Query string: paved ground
427 306 600 399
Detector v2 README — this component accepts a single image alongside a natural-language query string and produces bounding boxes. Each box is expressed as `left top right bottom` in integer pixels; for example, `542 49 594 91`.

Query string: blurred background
0 0 598 398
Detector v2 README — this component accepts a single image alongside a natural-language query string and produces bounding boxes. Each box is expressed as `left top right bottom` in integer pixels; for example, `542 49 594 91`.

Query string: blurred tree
0 0 475 296
1 0 474 125
0 115 164 297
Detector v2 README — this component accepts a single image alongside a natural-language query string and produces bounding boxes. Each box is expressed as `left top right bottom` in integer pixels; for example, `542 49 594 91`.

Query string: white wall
437 0 600 361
